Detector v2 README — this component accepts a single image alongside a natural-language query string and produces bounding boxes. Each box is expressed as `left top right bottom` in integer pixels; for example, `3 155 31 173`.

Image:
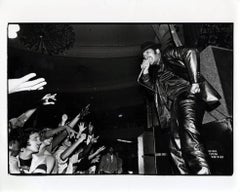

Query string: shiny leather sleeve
163 47 200 83
137 71 155 92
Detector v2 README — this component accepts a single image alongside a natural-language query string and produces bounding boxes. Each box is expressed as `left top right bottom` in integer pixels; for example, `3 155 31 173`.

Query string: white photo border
0 0 239 192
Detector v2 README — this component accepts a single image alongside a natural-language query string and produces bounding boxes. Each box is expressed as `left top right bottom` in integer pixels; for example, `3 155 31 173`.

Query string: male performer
138 42 220 174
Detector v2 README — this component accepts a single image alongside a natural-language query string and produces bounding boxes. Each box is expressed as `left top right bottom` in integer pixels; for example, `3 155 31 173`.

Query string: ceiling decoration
18 24 75 55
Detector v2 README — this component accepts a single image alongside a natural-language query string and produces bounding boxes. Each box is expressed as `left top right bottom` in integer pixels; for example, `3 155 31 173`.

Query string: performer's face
142 48 161 65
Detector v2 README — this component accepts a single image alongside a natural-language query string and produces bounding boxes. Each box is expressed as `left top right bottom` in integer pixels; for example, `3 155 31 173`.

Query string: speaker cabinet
200 46 233 123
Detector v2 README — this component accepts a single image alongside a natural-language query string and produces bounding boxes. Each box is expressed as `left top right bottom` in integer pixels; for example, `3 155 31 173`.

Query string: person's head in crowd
9 140 20 157
88 122 94 135
108 146 114 155
19 128 42 154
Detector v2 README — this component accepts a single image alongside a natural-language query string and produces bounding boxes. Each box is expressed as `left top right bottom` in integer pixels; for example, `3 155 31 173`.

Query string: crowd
8 74 122 174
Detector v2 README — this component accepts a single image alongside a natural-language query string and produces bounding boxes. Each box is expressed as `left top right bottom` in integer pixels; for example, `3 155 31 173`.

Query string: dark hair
18 128 39 149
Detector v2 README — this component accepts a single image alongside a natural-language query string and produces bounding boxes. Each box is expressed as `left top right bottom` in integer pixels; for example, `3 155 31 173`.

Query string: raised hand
65 125 78 136
79 133 87 142
141 59 151 74
8 73 47 94
96 146 106 153
78 122 87 134
62 114 68 123
90 135 99 144
42 93 57 105
91 155 100 164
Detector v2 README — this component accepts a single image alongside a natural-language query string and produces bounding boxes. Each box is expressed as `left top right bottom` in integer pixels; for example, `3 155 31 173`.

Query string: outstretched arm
60 134 86 161
8 73 47 94
88 146 106 160
77 135 99 159
9 93 57 129
50 112 84 151
43 125 77 139
59 114 68 127
68 113 81 128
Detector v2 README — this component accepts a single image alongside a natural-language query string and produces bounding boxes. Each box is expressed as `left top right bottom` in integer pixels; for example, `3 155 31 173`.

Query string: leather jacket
137 47 221 110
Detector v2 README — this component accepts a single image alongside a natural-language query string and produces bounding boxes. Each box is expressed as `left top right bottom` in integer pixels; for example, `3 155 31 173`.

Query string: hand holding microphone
140 58 152 75
137 58 153 81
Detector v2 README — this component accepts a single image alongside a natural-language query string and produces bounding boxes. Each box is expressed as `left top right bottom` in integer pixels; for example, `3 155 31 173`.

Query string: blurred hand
8 73 47 94
42 93 57 105
62 114 68 122
140 59 151 74
190 83 200 94
96 146 106 153
79 133 87 142
66 125 78 136
91 155 100 164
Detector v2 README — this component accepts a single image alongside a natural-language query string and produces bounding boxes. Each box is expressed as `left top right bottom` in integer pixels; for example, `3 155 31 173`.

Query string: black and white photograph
8 23 233 175
1 0 239 192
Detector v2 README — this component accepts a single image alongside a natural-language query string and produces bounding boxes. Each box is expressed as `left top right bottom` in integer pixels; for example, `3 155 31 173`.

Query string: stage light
118 114 123 118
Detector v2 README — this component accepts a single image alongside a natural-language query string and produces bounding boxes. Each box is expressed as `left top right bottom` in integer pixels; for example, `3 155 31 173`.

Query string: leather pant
169 92 210 174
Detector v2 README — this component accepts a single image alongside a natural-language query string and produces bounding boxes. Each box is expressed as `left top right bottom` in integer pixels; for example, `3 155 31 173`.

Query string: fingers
20 80 47 92
141 59 150 67
20 73 37 82
50 93 57 100
44 101 55 105
70 129 78 135
38 87 44 90
22 78 47 90
42 93 51 99
31 81 47 90
66 126 78 135
99 146 105 151
190 87 200 94
42 93 57 105
190 83 200 94
79 122 84 127
43 93 57 100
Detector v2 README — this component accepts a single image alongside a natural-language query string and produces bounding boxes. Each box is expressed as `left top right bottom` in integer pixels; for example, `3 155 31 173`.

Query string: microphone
137 59 151 81
137 68 144 82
